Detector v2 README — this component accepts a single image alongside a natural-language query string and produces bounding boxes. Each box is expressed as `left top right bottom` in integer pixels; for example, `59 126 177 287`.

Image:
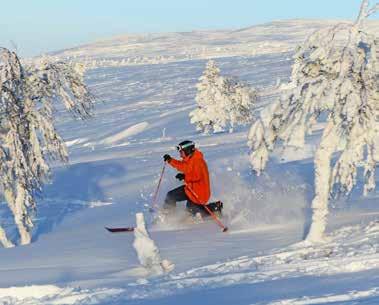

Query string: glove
163 154 172 162
175 173 185 181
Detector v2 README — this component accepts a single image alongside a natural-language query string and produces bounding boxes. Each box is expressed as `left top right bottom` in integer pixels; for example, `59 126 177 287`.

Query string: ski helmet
176 140 195 155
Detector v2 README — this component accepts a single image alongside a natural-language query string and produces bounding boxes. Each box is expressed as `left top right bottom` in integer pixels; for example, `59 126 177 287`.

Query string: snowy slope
1 19 379 305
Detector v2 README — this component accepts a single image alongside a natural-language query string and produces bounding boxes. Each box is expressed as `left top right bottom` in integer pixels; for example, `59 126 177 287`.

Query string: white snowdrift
101 121 149 145
65 138 88 147
0 285 61 299
0 285 123 305
267 288 379 305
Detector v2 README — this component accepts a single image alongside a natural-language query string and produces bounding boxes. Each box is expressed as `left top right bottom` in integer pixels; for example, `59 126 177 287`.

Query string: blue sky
0 0 377 57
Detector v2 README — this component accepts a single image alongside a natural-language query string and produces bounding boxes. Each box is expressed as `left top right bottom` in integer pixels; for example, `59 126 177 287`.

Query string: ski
105 227 134 233
106 201 225 233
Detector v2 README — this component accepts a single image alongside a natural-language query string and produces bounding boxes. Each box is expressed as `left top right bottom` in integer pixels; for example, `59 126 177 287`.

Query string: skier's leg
206 201 223 216
163 185 187 212
186 201 207 216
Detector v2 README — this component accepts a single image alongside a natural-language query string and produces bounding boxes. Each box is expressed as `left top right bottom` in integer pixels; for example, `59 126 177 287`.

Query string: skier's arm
168 158 188 173
164 154 187 172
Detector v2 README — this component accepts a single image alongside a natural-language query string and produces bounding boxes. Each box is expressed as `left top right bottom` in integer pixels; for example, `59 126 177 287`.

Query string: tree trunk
306 121 338 242
4 186 32 246
0 226 14 248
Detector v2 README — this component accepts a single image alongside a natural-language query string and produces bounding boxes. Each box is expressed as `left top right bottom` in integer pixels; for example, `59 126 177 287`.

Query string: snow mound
101 121 149 145
0 285 61 300
88 200 113 208
65 138 88 147
133 213 175 274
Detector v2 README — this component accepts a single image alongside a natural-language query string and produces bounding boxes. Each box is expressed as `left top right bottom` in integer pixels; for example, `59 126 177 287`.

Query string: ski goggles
176 141 194 151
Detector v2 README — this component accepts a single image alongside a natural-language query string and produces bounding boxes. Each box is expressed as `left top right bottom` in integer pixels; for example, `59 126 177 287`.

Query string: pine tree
0 48 94 247
190 60 257 133
190 60 222 133
248 0 378 242
225 79 257 132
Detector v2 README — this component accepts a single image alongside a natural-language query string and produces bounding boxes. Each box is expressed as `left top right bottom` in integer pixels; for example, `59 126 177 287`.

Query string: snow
132 212 174 274
0 18 379 305
88 201 113 208
0 285 62 300
0 285 124 304
47 19 379 70
65 138 88 147
266 288 379 305
101 122 149 146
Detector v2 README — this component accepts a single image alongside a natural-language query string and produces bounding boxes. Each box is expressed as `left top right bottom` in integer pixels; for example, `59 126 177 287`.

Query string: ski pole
185 184 228 232
150 163 166 212
203 205 228 232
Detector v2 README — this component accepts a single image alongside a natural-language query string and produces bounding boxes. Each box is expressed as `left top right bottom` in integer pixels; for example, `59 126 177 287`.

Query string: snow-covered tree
133 213 174 274
189 60 221 133
190 60 257 133
248 0 378 242
226 79 258 132
0 48 94 247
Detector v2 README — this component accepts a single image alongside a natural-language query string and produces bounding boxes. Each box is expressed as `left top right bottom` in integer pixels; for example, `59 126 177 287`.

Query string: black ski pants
164 185 206 216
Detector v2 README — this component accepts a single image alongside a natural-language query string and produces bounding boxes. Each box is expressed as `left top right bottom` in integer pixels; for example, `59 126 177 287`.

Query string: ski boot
206 201 223 218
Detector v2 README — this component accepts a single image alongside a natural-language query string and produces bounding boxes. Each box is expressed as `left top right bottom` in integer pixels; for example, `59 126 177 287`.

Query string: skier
105 141 225 233
163 140 222 219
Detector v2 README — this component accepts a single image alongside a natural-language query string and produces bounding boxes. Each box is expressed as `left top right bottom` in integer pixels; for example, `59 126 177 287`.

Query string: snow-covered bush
0 48 94 247
133 213 174 274
248 0 379 242
190 60 257 133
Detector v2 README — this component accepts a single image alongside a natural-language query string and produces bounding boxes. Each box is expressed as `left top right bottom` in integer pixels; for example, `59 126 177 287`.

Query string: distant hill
49 19 379 68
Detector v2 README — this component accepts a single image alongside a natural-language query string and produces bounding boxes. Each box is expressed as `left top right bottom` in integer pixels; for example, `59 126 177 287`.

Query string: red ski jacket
168 149 211 204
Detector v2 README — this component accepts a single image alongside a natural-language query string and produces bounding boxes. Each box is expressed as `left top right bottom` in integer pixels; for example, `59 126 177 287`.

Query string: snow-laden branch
0 48 95 247
355 0 379 26
367 3 379 16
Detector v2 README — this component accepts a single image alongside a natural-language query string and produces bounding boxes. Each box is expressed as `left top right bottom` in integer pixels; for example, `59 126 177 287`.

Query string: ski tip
105 227 134 233
222 227 229 233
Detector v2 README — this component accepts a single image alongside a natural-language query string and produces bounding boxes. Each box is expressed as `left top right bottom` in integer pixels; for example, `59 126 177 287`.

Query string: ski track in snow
1 20 379 305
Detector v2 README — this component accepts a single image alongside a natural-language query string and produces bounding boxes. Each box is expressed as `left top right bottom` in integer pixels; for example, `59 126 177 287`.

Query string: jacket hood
183 148 203 161
192 149 203 159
